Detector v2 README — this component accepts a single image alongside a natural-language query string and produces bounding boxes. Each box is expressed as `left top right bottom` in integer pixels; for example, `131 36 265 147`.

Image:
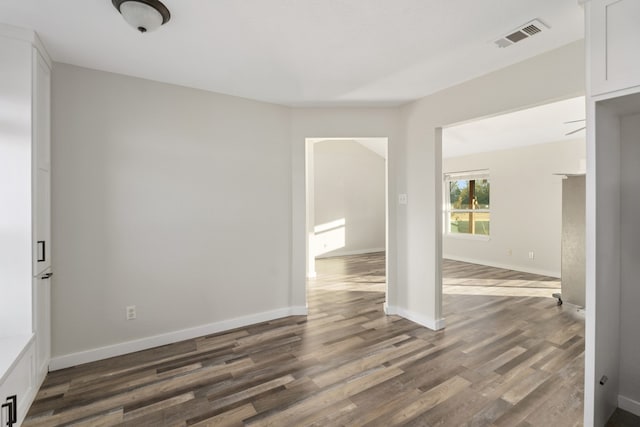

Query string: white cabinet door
34 168 50 278
32 48 51 277
0 342 36 427
31 46 52 388
32 274 50 383
590 0 640 96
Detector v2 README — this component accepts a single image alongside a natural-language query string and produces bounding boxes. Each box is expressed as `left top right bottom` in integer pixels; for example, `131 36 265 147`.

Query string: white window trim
444 170 490 239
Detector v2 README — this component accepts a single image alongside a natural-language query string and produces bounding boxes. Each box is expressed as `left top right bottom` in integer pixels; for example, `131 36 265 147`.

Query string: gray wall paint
443 139 585 277
51 63 292 357
619 112 640 406
314 140 385 257
592 101 622 425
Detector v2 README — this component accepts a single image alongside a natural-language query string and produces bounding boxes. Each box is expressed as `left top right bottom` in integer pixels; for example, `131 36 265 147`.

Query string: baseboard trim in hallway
49 306 308 371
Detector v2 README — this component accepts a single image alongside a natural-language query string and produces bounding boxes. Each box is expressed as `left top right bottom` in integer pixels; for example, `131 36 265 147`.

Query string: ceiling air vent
494 19 549 48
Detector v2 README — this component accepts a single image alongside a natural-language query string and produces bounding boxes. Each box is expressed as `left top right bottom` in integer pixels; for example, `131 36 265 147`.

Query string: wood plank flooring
606 408 640 427
24 253 584 426
443 259 562 298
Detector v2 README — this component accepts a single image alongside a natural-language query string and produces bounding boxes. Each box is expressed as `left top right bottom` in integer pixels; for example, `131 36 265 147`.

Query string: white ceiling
0 1 584 107
442 96 585 158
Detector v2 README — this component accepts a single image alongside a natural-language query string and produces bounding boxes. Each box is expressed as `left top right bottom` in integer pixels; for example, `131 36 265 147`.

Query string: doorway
305 137 389 307
439 96 586 304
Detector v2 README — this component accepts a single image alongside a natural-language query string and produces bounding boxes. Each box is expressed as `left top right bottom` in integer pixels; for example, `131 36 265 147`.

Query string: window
445 170 490 236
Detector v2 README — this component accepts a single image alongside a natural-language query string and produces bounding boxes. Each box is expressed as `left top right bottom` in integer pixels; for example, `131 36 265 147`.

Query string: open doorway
305 137 389 309
440 96 586 305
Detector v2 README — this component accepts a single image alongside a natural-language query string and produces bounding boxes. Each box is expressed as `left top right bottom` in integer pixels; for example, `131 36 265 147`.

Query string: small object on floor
552 292 563 305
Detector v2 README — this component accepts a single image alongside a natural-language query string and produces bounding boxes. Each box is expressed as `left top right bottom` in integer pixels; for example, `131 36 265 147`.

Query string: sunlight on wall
313 218 346 257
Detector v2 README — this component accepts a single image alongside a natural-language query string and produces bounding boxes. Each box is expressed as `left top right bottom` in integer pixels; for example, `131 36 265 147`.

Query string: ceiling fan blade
565 126 586 136
564 119 586 124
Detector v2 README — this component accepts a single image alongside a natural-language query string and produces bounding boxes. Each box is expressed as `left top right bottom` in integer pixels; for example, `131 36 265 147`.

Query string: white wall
619 112 640 410
314 140 385 257
399 40 585 330
51 64 293 366
443 139 585 277
0 36 32 337
50 42 585 368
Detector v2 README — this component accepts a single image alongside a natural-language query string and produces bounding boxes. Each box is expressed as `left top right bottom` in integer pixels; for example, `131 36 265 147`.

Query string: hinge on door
1 395 17 427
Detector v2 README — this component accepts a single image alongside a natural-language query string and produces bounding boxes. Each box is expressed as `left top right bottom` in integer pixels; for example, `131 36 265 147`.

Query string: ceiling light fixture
112 0 171 33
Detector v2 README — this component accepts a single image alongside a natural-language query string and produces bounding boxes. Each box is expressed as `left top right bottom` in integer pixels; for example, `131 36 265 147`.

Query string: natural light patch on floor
444 277 561 298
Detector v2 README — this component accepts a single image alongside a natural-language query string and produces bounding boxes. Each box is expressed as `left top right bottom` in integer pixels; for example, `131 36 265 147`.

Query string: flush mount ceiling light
112 0 171 33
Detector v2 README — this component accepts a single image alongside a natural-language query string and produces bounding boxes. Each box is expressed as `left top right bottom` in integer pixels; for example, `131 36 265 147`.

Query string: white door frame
305 137 389 302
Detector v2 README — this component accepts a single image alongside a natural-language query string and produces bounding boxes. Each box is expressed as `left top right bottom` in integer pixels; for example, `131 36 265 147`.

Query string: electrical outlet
126 305 136 320
507 248 512 256
398 194 408 205
528 251 535 260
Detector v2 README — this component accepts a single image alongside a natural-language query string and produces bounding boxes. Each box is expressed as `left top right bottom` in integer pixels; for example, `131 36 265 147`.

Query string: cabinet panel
33 169 50 276
32 275 50 382
32 48 51 277
0 342 35 427
590 0 640 96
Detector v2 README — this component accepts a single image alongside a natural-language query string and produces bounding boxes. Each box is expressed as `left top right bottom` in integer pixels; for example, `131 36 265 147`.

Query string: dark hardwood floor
606 408 640 427
25 253 584 426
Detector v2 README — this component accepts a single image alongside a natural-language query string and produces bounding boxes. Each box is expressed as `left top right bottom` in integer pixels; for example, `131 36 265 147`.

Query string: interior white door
32 46 52 380
32 48 51 277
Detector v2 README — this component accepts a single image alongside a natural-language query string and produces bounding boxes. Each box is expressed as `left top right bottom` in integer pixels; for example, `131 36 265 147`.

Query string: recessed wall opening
440 96 586 306
305 137 389 311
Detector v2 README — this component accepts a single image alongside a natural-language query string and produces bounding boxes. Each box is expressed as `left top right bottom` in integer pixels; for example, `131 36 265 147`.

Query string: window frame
444 170 491 240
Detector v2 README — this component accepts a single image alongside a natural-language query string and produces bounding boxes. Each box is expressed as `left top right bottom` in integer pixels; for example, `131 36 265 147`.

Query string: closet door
32 48 51 278
32 47 51 380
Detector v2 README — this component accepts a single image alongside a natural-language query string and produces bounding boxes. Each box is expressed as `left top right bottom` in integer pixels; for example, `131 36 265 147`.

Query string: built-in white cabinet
33 277 51 386
586 0 640 425
32 48 51 278
0 341 36 427
588 0 640 96
0 24 51 427
32 46 52 388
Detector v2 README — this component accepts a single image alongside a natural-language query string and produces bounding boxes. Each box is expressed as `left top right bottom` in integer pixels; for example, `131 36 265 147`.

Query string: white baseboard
49 306 307 371
316 247 385 259
443 254 560 278
289 305 308 316
619 395 640 417
383 302 392 314
385 305 445 331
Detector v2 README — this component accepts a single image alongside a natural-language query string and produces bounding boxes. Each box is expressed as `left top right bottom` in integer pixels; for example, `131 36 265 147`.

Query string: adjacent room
442 96 586 306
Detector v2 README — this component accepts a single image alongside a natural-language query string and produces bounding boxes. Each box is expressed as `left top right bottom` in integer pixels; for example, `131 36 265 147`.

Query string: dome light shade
112 0 171 33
